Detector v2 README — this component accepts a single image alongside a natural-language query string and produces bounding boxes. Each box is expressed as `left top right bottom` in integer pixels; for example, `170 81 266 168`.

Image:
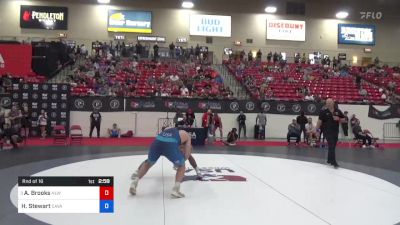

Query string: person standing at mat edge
316 98 345 169
130 127 192 198
89 109 101 138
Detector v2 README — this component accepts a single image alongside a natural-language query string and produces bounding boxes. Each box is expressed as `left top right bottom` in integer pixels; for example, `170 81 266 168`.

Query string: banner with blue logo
108 10 152 33
189 14 231 37
338 24 375 45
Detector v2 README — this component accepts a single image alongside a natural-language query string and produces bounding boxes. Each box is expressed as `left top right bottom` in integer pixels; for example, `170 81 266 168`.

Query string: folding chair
70 125 83 145
53 125 67 146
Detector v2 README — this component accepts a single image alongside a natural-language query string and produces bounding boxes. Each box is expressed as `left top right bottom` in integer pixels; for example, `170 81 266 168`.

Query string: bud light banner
0 44 32 76
189 14 231 37
12 83 70 136
20 5 68 30
108 10 152 33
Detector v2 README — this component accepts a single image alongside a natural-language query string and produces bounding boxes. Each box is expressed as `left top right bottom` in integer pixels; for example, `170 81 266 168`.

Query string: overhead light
336 11 349 19
265 6 277 13
98 0 110 4
182 1 194 9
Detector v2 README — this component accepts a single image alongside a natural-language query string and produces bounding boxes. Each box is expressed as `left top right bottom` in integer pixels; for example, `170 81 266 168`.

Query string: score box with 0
18 176 114 213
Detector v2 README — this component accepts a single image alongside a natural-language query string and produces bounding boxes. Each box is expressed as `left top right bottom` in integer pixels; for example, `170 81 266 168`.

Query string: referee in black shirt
316 98 345 168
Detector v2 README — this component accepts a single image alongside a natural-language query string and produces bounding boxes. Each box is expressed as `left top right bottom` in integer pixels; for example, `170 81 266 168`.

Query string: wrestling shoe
171 189 185 198
129 179 138 195
130 170 139 180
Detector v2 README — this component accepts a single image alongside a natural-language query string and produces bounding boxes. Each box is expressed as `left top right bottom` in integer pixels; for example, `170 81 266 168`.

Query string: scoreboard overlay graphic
18 177 114 213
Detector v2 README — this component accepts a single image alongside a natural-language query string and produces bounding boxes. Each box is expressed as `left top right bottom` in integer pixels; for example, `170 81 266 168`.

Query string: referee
316 98 345 168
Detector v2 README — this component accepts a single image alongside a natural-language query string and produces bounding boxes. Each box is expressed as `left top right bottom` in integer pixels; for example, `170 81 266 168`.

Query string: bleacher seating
224 60 388 104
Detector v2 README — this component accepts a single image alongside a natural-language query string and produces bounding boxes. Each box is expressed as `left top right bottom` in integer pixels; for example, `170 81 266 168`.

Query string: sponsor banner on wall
12 83 70 136
20 5 68 30
71 97 124 112
266 19 306 41
137 36 166 42
189 14 231 37
108 10 152 33
338 24 375 46
0 44 32 76
368 105 400 120
72 97 323 115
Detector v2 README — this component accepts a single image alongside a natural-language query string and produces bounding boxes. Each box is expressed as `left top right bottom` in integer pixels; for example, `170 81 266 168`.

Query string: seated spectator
305 118 318 145
180 86 189 96
305 94 314 101
352 121 375 148
359 88 368 97
1 123 23 149
108 123 121 138
169 74 180 83
287 119 301 145
350 114 360 129
174 110 185 127
224 128 238 146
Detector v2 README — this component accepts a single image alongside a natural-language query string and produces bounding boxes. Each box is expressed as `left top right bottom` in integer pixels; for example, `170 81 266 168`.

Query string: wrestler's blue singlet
148 128 185 166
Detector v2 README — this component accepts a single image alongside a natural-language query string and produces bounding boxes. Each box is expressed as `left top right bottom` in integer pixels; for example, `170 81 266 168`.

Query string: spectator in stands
185 108 195 127
273 52 279 64
224 128 238 146
266 51 272 63
256 112 267 139
301 53 307 64
352 120 374 148
213 112 223 140
256 49 262 61
237 111 246 139
341 111 349 137
287 119 301 145
153 43 159 60
180 85 189 96
305 117 317 145
195 44 201 59
108 123 121 138
248 51 253 61
332 57 338 69
374 57 380 65
37 110 48 139
388 81 397 92
355 73 362 89
296 111 308 142
305 94 314 101
359 87 368 101
169 42 175 58
169 74 180 83
350 114 360 129
89 109 101 138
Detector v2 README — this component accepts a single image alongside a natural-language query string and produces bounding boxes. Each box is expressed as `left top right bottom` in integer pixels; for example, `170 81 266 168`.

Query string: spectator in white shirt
305 117 317 144
181 86 189 96
169 74 180 82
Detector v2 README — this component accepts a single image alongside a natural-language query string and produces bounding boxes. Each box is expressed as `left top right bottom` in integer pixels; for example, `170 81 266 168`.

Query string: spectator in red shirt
201 109 214 137
213 112 223 140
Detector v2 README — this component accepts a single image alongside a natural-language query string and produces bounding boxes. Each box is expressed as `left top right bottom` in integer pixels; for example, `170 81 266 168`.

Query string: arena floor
1 142 400 225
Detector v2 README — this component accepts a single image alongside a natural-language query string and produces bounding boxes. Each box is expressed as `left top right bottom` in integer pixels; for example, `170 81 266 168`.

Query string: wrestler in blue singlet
147 128 185 166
